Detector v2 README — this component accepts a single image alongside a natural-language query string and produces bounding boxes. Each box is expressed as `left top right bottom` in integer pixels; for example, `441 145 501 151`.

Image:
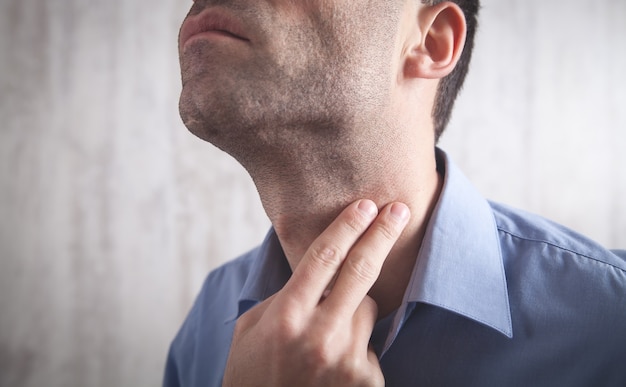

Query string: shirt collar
407 149 512 337
233 149 512 338
234 229 292 320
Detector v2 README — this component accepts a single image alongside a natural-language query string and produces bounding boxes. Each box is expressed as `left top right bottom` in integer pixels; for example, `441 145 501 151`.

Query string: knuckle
309 243 344 269
270 312 302 341
300 324 341 370
344 254 380 284
304 342 334 369
372 219 401 241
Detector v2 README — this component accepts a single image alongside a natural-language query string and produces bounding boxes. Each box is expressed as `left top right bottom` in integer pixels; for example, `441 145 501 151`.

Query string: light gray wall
0 1 624 386
441 0 626 247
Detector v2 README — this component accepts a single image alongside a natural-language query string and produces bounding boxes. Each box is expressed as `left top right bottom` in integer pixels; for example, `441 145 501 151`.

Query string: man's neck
249 136 443 318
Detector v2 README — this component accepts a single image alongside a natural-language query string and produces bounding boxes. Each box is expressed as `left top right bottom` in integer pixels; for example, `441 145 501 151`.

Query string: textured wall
0 1 624 386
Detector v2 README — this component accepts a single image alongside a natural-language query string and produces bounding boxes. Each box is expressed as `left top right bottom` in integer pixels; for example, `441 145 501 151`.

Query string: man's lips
179 8 250 49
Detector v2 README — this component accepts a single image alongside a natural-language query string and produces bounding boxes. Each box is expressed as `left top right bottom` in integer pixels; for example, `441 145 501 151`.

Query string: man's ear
404 2 467 79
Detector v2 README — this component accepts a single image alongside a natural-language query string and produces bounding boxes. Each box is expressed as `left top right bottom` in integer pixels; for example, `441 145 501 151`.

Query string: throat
246 136 443 319
260 168 441 319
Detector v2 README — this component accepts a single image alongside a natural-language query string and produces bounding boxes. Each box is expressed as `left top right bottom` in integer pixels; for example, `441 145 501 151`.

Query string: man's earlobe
404 2 467 80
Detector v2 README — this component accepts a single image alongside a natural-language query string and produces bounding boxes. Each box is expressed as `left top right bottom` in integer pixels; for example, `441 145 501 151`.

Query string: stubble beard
178 6 399 179
179 53 352 170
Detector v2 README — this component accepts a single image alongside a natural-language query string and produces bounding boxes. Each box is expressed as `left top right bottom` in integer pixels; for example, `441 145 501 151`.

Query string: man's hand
222 199 410 387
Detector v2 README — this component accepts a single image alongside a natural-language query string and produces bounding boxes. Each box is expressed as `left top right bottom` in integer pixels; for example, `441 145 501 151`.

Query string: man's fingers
282 199 379 309
323 202 410 317
353 295 379 346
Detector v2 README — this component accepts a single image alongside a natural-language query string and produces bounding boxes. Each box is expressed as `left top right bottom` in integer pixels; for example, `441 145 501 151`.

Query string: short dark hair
422 0 480 141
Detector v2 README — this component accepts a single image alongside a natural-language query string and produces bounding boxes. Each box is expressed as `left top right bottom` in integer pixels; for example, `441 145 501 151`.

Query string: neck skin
247 82 443 318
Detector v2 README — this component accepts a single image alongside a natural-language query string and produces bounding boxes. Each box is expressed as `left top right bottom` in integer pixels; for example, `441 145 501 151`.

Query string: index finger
281 199 379 310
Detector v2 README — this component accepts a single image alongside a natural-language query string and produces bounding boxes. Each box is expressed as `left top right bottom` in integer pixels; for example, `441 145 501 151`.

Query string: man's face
178 0 405 159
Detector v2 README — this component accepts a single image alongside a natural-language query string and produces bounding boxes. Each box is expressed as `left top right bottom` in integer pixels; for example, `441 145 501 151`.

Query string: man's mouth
179 8 250 49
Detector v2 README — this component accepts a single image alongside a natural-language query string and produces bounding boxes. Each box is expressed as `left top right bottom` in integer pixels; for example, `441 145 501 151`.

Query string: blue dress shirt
164 150 626 387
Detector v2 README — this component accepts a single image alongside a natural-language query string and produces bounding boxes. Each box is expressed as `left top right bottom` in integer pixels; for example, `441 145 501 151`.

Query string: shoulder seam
497 227 626 274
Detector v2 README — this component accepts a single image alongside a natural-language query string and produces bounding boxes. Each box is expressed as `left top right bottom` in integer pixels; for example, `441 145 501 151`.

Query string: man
164 0 626 386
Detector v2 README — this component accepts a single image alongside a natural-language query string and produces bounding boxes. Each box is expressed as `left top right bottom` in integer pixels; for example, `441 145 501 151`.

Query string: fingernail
358 200 378 219
390 203 410 222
